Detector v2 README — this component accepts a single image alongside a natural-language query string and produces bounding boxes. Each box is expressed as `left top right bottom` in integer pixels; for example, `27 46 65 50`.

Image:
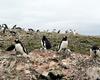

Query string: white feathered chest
15 43 25 54
60 41 68 48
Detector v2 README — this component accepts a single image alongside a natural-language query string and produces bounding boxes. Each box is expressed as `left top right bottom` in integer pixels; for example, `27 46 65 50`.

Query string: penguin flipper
6 45 15 51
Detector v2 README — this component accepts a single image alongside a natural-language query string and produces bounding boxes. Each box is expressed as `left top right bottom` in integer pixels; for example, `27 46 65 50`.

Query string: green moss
1 32 100 54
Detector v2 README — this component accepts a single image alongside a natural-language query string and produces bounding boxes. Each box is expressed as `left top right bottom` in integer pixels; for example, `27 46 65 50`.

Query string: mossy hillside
0 31 100 54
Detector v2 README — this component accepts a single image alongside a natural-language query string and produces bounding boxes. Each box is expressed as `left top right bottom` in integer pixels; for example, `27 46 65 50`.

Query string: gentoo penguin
90 45 100 58
14 39 28 56
41 36 51 50
58 36 68 52
6 39 28 56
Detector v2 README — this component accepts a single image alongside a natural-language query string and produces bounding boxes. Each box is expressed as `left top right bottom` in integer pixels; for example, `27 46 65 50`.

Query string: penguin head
15 39 21 44
91 44 99 50
64 36 67 39
42 36 47 40
62 36 67 41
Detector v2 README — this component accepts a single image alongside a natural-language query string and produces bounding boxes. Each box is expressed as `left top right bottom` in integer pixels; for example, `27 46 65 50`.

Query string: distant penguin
41 36 51 50
58 36 68 52
90 45 100 58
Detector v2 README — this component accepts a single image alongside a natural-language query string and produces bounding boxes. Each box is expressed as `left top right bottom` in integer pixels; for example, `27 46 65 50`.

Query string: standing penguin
90 45 100 58
58 36 68 52
6 39 28 56
41 36 51 50
14 39 28 56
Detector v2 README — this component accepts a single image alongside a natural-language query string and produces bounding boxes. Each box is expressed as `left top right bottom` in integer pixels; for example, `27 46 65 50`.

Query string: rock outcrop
0 50 100 80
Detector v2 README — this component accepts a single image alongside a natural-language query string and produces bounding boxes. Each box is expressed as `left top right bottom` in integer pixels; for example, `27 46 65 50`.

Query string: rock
9 60 16 68
49 61 56 68
16 63 25 71
24 70 31 74
0 50 100 80
25 64 30 69
32 74 37 80
87 67 100 80
0 38 3 41
42 71 48 76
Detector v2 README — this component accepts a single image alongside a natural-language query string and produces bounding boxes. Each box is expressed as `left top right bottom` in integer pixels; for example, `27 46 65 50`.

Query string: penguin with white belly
58 36 68 52
90 45 100 58
6 39 28 57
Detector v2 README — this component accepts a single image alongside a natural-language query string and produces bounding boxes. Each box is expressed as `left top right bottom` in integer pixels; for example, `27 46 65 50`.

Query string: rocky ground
0 27 100 80
0 50 100 80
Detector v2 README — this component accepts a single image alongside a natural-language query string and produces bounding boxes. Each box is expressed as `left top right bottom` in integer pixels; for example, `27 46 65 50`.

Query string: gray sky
0 0 100 35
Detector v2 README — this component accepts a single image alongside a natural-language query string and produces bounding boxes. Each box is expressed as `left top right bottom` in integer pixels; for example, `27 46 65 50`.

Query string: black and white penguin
14 39 28 55
2 24 8 34
6 39 28 56
58 36 68 52
41 36 51 50
90 45 100 58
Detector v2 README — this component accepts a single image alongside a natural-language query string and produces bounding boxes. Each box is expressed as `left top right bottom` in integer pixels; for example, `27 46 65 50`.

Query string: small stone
16 63 25 71
24 70 30 74
42 71 48 76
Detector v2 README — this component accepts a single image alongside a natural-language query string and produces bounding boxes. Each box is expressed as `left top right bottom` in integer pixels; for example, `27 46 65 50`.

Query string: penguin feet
22 53 30 58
